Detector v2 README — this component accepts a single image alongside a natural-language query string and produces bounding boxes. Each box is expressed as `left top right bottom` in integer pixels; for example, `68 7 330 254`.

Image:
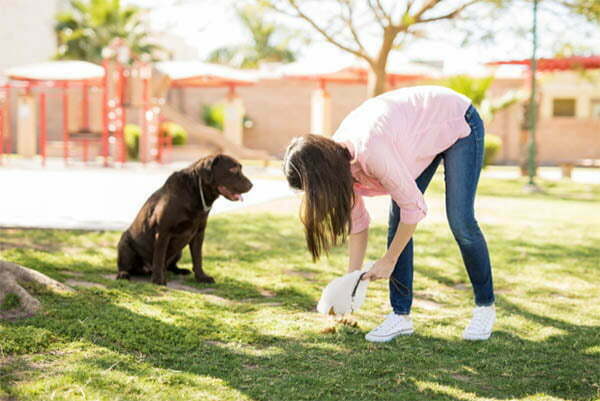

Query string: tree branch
272 0 372 63
416 0 482 23
341 1 368 54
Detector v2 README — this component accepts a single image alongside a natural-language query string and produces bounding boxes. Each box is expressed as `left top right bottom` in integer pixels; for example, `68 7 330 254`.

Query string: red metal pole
63 83 69 164
119 65 127 164
0 104 4 165
82 82 89 130
39 92 47 166
5 85 11 154
102 63 109 167
141 67 149 164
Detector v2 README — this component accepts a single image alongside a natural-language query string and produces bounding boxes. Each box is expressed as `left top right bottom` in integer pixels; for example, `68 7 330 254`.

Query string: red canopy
487 56 600 71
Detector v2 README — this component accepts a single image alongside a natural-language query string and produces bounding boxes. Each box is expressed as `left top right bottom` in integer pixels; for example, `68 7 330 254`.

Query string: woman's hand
362 256 396 281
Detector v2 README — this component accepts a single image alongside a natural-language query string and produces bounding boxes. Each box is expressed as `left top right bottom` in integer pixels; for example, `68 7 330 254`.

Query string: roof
277 61 437 85
5 61 105 82
487 56 600 71
154 61 257 87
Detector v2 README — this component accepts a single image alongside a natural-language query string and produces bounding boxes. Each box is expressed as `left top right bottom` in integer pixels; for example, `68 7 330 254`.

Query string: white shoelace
372 313 408 334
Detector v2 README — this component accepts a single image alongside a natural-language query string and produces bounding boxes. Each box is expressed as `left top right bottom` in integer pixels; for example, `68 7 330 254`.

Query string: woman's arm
363 222 416 280
347 228 368 272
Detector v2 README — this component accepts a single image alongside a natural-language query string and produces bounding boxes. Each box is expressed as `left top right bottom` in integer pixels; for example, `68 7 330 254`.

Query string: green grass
1 176 599 401
0 294 21 311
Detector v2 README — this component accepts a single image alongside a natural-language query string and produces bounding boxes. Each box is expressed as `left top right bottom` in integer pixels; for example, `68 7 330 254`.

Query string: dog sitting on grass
116 154 253 285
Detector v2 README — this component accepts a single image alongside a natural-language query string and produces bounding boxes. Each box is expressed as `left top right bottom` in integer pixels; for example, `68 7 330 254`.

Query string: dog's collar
198 175 212 213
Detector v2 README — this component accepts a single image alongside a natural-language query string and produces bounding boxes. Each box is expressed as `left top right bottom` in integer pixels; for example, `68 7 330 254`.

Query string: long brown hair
283 135 355 260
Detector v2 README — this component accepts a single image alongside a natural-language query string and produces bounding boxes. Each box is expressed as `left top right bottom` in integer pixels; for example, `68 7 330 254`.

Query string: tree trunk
0 261 72 320
367 64 388 98
366 27 398 98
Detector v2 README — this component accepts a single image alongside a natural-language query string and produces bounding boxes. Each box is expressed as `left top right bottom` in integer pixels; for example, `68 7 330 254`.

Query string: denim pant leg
443 106 495 306
388 154 443 315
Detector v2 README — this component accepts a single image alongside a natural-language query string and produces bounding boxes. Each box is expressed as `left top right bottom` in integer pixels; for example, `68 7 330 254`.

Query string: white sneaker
365 313 414 343
463 305 495 341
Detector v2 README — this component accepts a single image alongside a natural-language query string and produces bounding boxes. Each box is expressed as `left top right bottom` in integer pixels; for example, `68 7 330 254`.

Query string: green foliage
0 293 21 310
1 175 599 400
160 122 188 146
124 123 140 160
438 75 494 108
439 75 525 122
54 0 166 64
207 5 298 68
202 104 226 131
483 134 502 167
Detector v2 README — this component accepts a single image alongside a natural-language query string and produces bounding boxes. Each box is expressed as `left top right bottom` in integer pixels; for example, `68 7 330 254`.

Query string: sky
126 0 600 75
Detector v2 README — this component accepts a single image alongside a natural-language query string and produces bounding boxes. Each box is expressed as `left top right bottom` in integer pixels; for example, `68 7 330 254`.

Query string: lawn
1 175 599 401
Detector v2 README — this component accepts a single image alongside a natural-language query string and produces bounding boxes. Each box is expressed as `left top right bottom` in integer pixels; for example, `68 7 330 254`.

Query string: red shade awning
487 56 600 71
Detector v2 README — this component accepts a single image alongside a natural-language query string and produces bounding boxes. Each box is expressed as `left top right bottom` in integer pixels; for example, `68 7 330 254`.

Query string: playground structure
0 43 270 167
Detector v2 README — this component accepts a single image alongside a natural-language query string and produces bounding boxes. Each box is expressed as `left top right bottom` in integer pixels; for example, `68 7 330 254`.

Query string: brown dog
116 154 253 285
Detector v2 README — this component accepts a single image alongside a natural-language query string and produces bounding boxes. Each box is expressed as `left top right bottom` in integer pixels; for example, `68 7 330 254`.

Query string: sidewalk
0 159 292 231
1 160 597 231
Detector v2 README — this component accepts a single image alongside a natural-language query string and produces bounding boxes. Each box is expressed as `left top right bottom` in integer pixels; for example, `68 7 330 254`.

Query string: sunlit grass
1 176 599 401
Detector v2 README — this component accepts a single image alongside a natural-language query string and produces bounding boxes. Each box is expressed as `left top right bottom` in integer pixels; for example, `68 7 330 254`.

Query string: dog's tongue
234 194 243 202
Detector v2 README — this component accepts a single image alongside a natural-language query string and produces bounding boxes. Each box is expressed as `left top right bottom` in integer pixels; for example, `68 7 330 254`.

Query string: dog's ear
198 154 223 183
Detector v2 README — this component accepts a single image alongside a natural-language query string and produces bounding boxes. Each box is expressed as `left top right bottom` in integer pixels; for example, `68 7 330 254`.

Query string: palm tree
54 0 165 64
207 6 297 69
438 75 524 123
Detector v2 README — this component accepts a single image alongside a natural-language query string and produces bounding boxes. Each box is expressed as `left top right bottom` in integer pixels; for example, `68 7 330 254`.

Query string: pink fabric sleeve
350 193 370 234
365 139 427 224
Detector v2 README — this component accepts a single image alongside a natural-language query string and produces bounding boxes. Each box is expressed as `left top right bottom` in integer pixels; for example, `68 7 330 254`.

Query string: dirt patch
64 280 106 289
166 281 216 294
0 240 56 252
59 270 84 277
258 288 276 298
413 298 443 311
452 283 470 291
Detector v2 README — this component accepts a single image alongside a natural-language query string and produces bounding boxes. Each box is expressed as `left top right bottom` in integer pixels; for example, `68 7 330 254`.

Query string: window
552 98 576 117
591 99 600 119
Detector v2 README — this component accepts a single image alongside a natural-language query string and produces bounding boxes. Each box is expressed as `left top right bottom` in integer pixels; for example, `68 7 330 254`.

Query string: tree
438 75 524 123
54 0 166 64
207 5 298 69
261 0 600 98
261 0 492 97
0 261 72 320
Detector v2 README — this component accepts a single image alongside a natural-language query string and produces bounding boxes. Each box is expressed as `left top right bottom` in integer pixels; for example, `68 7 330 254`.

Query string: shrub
202 104 225 131
484 134 502 168
124 124 141 160
160 122 188 146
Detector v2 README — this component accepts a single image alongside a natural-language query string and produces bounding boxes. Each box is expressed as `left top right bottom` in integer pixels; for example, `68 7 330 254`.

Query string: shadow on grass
2 289 598 401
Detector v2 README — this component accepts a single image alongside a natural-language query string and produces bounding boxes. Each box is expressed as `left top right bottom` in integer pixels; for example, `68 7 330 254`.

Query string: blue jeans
387 105 494 314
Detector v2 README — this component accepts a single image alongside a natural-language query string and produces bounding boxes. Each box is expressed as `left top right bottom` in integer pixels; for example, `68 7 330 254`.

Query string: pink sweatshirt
332 86 472 233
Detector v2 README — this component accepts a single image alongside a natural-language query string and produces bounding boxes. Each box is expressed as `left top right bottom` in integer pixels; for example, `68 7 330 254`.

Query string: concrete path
0 160 597 231
0 159 292 230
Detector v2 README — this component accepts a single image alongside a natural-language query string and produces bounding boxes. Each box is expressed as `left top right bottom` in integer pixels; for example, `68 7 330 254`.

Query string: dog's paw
195 275 215 284
116 272 131 280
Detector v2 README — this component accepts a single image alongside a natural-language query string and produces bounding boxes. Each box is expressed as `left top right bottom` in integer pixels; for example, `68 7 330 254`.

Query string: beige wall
488 73 600 164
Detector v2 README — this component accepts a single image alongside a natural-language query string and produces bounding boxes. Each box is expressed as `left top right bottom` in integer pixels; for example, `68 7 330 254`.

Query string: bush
124 124 141 160
484 134 502 168
160 122 188 146
202 104 225 130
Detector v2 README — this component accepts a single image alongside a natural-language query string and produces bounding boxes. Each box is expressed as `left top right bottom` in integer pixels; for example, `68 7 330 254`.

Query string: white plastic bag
317 263 373 316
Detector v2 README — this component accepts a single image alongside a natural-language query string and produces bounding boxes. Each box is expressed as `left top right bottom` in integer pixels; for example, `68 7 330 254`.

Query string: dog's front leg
190 223 214 283
152 232 170 285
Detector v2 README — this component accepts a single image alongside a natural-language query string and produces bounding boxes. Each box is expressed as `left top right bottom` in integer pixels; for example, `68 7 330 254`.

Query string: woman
283 86 495 342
